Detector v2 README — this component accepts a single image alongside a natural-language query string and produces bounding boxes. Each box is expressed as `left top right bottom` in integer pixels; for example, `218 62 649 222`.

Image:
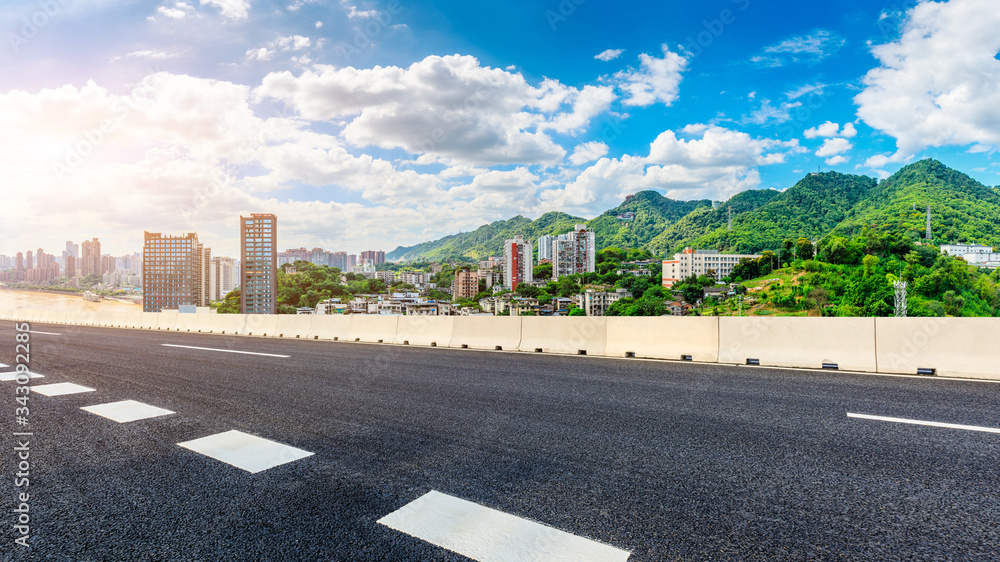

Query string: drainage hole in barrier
403 340 409 345
681 355 693 361
378 339 384 343
625 352 636 358
822 362 839 370
578 350 587 355
430 342 437 347
746 358 760 365
534 348 543 353
495 346 503 351
917 367 937 376
461 344 469 349
355 338 361 342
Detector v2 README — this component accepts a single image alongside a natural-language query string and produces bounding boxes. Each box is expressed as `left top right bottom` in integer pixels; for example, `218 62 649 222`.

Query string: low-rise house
665 300 694 316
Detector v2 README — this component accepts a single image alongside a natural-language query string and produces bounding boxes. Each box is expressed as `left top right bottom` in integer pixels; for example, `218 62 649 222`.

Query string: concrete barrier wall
448 317 522 350
243 314 279 336
518 317 607 356
393 316 454 347
605 317 720 362
275 315 312 338
198 314 247 334
348 315 399 343
875 318 1000 380
719 317 877 372
309 315 351 340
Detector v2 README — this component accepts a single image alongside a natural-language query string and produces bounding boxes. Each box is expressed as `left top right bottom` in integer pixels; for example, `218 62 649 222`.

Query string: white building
537 235 556 262
662 247 762 288
582 288 630 316
353 259 377 279
502 235 533 290
209 256 238 301
375 270 396 284
551 225 596 280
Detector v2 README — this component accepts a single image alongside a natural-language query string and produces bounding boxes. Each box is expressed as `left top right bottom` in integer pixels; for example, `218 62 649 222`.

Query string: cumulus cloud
615 45 687 107
540 125 800 213
804 121 857 139
743 99 802 125
200 0 249 21
594 49 624 62
568 141 609 165
246 35 312 61
257 55 616 166
855 0 1000 154
816 138 852 164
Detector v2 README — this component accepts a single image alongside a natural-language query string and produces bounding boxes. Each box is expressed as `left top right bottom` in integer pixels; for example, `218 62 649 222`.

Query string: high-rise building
360 250 385 265
537 235 556 262
330 251 348 271
142 232 210 312
15 252 23 270
65 255 77 278
503 235 532 290
209 256 237 301
101 255 116 274
551 224 596 280
347 254 357 271
25 251 33 270
451 267 479 300
241 214 277 314
81 238 101 276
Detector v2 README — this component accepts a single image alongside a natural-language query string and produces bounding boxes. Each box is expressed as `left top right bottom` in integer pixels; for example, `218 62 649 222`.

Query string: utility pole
727 206 733 232
894 280 907 317
926 206 932 241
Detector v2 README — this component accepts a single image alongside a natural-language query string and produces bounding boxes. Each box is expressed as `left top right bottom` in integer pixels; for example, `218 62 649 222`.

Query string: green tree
533 262 553 279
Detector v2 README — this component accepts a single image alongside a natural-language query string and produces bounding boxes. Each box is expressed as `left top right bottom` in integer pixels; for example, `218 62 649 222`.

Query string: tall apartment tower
503 235 533 290
360 250 385 265
65 256 76 278
209 256 237 301
15 252 23 270
537 235 556 262
241 214 277 314
551 224 596 280
142 232 210 312
451 267 479 300
81 238 101 276
25 251 33 270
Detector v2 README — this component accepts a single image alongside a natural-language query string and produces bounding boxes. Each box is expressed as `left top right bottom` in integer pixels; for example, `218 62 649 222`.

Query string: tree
796 237 814 261
568 307 585 316
517 284 541 298
216 288 241 314
533 262 553 279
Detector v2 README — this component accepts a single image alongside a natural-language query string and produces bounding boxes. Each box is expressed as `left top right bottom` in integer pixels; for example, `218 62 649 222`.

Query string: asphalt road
1 321 998 561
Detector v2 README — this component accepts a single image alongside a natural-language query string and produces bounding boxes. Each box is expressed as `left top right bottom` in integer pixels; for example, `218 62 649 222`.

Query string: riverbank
0 288 141 312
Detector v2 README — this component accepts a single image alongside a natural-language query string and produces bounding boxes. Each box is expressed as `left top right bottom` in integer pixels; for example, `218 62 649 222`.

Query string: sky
1 0 999 258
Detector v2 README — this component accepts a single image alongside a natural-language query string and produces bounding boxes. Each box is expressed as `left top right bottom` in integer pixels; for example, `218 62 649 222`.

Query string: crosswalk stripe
177 430 313 474
82 400 176 423
378 490 631 561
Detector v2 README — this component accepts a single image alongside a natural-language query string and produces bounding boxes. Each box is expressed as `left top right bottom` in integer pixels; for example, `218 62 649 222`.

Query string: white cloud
111 50 180 63
615 45 687 107
568 142 609 166
816 137 852 157
315 20 323 28
157 6 187 18
743 99 801 125
541 125 800 213
753 30 845 66
257 55 615 166
824 155 849 166
200 0 249 21
803 121 857 139
246 35 312 62
855 0 1000 154
594 49 624 62
785 83 825 100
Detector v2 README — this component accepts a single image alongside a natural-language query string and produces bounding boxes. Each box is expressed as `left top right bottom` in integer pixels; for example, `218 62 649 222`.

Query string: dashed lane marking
0 371 44 381
848 412 1000 434
177 430 313 473
378 490 631 562
82 400 176 423
27 330 61 336
161 344 290 358
33 382 96 396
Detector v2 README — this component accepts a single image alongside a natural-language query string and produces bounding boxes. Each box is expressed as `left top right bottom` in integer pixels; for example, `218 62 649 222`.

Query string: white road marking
33 382 96 396
177 430 313 473
0 363 7 368
378 490 631 562
82 400 175 423
848 413 1000 434
27 330 61 335
0 371 44 381
161 344 290 358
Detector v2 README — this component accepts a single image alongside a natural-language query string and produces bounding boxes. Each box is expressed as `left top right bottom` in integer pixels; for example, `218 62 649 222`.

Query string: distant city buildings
241 213 277 314
451 267 478 300
662 248 762 288
142 231 210 312
941 243 1000 268
582 288 630 317
503 235 532 290
81 238 101 276
360 250 385 265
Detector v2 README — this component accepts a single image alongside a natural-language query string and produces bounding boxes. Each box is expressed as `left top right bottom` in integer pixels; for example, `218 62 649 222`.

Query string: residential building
80 238 101 276
662 247 762 288
142 231 210 312
502 235 532 290
451 267 479 300
65 256 76 278
398 271 430 286
376 270 396 284
479 256 503 270
240 213 277 314
101 255 116 274
360 250 385 265
479 268 502 289
353 259 377 279
665 300 694 316
552 225 596 279
209 256 237 301
25 250 33 270
16 252 23 271
316 298 349 314
582 288 630 317
537 235 556 262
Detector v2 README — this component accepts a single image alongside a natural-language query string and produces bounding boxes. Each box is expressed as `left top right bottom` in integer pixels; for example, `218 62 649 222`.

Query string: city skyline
2 0 999 257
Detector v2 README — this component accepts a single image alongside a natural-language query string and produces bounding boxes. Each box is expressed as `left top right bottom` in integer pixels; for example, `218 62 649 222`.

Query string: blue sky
1 0 998 257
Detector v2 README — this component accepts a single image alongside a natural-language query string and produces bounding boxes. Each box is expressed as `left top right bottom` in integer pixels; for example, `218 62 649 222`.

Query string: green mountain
387 211 586 261
387 160 1000 261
